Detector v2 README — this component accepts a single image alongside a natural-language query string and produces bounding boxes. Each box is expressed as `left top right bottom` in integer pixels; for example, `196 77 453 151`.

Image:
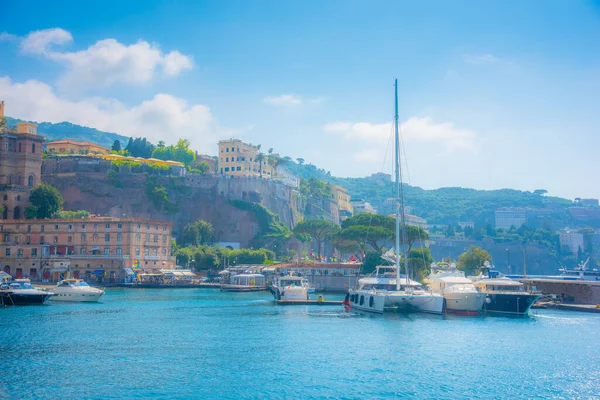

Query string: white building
274 165 300 188
351 200 377 214
495 208 527 230
559 228 584 254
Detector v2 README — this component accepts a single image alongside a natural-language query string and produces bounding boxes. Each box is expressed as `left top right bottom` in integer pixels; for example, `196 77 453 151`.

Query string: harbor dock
276 299 343 306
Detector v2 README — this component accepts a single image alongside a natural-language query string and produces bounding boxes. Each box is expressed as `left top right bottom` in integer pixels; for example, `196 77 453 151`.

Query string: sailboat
347 79 445 314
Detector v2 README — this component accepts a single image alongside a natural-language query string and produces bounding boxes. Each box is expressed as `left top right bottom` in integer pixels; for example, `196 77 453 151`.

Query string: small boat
471 266 541 316
0 279 54 306
220 273 267 292
50 279 105 302
301 278 316 294
272 275 309 301
426 262 485 315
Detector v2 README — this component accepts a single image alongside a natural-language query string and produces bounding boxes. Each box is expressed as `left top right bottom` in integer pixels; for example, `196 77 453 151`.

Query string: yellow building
46 140 109 155
331 185 353 220
218 139 274 178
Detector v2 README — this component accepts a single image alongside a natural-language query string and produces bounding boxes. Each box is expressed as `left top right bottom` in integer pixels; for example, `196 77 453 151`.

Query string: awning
92 269 105 275
123 268 135 275
50 266 69 273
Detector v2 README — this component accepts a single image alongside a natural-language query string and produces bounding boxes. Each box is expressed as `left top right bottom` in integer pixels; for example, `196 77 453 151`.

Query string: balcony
144 255 160 261
70 254 131 260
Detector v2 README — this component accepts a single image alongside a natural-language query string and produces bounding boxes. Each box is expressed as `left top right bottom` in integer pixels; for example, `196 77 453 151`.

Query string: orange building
46 139 109 155
1 101 46 219
0 217 175 283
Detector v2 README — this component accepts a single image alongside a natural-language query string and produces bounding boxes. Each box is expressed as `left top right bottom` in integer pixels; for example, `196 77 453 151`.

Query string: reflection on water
1 288 598 399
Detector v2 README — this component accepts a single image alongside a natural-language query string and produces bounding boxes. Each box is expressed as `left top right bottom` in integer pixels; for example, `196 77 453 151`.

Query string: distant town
1 99 599 286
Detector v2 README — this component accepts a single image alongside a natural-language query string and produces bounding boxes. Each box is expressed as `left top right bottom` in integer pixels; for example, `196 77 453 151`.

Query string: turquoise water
1 289 599 399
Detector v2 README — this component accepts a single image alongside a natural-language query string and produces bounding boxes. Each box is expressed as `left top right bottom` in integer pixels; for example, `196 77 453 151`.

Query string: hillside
284 161 574 225
4 116 129 148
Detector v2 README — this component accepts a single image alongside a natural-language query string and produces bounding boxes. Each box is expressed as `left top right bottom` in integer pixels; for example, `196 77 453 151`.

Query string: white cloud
324 117 476 152
0 76 225 153
263 94 303 107
18 28 193 90
0 32 19 42
462 53 499 64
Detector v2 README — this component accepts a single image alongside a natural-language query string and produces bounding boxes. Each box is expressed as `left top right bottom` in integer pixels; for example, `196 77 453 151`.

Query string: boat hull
347 290 386 313
444 292 485 313
220 285 266 292
50 291 104 302
0 292 53 305
484 293 541 316
272 286 309 301
387 292 445 314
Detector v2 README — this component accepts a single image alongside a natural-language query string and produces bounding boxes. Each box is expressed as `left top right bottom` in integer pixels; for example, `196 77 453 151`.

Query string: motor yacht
301 278 316 294
0 279 54 305
426 262 485 314
471 265 541 316
348 265 444 314
50 279 105 302
272 275 309 301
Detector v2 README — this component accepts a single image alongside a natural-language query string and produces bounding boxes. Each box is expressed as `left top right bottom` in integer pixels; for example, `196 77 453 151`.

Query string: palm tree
256 152 265 178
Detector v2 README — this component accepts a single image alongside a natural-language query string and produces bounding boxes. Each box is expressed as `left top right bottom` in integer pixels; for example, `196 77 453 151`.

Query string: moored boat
50 279 105 302
426 262 485 315
271 275 309 301
221 273 267 292
0 279 54 306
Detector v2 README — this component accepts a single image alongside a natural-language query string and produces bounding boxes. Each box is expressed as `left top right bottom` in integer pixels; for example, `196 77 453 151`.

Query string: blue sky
1 0 599 199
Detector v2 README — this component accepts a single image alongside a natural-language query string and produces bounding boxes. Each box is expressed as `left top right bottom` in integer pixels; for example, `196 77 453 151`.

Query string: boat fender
485 297 492 304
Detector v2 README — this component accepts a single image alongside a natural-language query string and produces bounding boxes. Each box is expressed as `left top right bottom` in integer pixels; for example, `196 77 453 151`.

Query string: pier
275 299 343 306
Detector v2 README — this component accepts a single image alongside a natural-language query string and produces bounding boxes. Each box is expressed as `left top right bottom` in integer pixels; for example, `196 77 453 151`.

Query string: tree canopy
152 138 196 166
458 246 492 276
29 184 64 219
125 137 155 158
111 140 122 152
293 218 340 259
181 220 215 246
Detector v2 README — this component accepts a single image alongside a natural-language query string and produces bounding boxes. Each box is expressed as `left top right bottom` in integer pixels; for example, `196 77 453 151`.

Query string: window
226 148 229 152
81 234 86 242
54 225 59 231
14 235 19 244
26 236 30 244
5 248 10 256
54 236 58 243
105 234 110 243
162 236 167 243
2 234 7 242
116 248 122 255
17 248 23 257
32 143 36 153
220 168 223 173
226 157 229 162
92 234 98 242
146 234 150 242
117 234 122 243
146 225 150 231
225 167 229 172
80 248 85 255
93 224 98 232
163 226 166 233
154 234 158 243
40 235 45 244
136 234 140 244
105 223 110 231
236 166 241 171
27 225 31 233
231 147 235 152
16 195 21 201
18 143 22 152
137 224 141 232
135 248 140 256
67 236 72 243
155 225 158 232
144 248 149 256
40 225 44 233
162 248 167 256
104 248 110 255
31 248 37 256
68 225 72 232
118 223 122 232
82 224 86 232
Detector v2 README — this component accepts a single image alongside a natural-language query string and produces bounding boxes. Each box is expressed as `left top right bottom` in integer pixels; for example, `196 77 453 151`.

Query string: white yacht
348 265 444 313
301 278 316 294
347 79 444 315
426 262 485 314
51 279 105 302
272 275 309 301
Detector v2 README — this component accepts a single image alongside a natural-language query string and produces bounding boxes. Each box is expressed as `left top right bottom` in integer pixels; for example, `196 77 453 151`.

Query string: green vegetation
175 245 275 270
111 159 143 168
111 140 122 152
293 218 340 260
3 117 128 148
181 220 215 246
54 210 92 219
458 246 492 276
144 177 177 213
29 184 64 219
188 161 210 175
152 139 196 166
125 137 155 158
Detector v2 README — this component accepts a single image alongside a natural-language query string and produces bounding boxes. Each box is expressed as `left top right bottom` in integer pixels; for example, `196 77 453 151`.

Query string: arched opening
2 207 7 219
28 175 34 187
13 206 21 220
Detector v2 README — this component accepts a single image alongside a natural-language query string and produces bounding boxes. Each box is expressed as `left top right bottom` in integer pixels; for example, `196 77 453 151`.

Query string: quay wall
524 279 600 304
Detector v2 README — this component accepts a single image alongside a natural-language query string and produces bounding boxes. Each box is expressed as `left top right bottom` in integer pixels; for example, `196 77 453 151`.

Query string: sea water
0 289 598 399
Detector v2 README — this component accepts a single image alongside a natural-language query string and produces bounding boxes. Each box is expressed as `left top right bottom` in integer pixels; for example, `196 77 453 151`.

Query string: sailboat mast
394 79 401 291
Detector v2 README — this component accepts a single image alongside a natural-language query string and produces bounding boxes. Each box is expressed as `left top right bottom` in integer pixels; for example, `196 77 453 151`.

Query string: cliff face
42 159 305 247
